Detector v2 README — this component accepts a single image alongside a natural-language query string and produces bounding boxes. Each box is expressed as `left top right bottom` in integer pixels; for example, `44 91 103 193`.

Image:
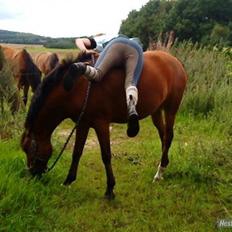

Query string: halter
45 80 92 173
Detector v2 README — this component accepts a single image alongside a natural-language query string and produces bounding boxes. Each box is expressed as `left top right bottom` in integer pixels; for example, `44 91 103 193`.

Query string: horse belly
137 76 168 118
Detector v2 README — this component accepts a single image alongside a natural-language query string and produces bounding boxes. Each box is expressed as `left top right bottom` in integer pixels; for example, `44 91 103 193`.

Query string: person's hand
85 49 98 55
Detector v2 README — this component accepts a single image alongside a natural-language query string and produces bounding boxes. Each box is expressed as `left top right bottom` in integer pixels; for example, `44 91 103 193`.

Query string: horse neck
31 77 89 140
22 50 41 90
32 108 65 142
71 76 92 118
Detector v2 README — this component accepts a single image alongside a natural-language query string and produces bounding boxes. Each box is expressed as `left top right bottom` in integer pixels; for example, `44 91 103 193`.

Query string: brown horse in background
0 46 4 71
34 52 59 76
2 46 41 105
21 51 187 199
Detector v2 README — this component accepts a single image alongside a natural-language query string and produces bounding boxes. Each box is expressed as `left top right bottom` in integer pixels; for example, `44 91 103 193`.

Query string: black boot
127 96 139 137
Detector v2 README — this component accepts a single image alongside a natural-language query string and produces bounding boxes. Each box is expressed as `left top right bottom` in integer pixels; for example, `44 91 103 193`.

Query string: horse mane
20 49 33 64
25 51 88 129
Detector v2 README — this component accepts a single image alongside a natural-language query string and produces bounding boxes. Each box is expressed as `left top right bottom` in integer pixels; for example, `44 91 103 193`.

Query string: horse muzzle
29 158 48 176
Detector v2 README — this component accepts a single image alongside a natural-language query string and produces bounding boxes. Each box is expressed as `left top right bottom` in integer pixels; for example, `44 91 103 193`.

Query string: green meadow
0 43 231 231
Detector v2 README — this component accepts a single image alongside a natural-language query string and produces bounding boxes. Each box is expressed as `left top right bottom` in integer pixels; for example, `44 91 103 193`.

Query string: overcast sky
0 0 149 38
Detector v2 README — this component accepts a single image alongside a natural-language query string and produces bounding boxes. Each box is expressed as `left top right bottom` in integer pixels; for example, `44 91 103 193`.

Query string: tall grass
0 48 24 139
171 42 232 133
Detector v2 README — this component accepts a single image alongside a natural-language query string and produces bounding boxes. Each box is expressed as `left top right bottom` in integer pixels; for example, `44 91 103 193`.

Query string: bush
44 38 76 49
171 42 232 132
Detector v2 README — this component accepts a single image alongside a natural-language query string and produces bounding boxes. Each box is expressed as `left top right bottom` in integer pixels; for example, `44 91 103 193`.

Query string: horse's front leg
23 84 29 105
63 123 89 185
94 120 115 200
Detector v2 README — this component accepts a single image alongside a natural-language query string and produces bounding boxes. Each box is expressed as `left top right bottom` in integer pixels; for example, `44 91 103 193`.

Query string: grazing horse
2 46 41 105
21 51 187 199
0 46 4 71
34 52 59 76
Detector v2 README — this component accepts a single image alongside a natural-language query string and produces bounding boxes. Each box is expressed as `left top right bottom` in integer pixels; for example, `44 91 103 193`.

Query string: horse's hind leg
63 124 89 185
151 108 175 181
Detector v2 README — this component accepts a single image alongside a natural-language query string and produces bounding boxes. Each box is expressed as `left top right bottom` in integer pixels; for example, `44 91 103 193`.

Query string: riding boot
126 86 139 137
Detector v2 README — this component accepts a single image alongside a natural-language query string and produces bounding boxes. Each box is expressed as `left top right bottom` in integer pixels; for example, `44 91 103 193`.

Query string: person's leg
74 41 122 82
124 41 143 137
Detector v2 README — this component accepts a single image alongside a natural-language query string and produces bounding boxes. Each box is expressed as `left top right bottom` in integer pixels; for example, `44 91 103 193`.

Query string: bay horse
34 52 59 76
21 51 187 199
2 46 41 105
0 46 4 71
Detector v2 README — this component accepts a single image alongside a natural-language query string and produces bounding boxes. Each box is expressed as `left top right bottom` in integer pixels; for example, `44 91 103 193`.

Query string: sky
0 0 149 38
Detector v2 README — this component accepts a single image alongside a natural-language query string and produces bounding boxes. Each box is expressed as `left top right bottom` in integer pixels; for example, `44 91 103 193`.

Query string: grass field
0 115 231 231
0 43 231 231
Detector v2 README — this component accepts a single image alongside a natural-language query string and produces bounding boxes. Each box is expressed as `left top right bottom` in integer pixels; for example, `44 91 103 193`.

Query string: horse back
2 46 41 90
139 51 187 114
2 46 18 62
2 46 22 75
87 50 187 122
35 52 59 75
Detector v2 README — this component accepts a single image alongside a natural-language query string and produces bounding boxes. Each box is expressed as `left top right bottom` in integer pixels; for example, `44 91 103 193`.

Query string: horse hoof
152 175 164 183
104 191 115 200
63 176 76 186
61 183 71 188
127 114 139 137
153 164 165 182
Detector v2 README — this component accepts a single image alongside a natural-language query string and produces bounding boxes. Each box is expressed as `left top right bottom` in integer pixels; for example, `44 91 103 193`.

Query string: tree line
0 30 76 49
1 0 232 49
119 0 232 49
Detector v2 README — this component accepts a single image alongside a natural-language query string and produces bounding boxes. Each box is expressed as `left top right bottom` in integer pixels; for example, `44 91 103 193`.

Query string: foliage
171 42 232 134
119 0 232 49
120 0 174 49
165 0 232 45
210 24 231 46
0 48 21 116
0 30 76 49
1 1 232 49
0 29 49 44
44 38 76 49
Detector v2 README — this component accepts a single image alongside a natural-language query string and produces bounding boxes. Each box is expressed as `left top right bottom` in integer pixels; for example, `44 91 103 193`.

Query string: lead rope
46 81 92 173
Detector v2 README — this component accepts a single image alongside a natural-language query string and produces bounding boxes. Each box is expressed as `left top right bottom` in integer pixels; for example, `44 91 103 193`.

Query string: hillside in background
0 29 50 44
0 29 76 48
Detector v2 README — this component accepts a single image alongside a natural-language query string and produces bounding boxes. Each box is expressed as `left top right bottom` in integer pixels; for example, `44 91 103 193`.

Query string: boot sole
127 114 139 137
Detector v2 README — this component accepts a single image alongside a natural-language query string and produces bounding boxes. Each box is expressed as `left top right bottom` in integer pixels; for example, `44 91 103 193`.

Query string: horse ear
63 64 78 91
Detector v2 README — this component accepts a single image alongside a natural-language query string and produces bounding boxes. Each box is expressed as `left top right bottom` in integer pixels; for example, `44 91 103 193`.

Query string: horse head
21 129 52 175
21 52 88 175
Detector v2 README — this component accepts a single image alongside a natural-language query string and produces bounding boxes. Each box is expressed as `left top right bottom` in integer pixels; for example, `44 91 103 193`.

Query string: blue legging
94 37 144 88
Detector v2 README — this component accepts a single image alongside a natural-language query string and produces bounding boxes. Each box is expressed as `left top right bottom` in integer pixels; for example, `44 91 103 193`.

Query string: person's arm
75 37 97 54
